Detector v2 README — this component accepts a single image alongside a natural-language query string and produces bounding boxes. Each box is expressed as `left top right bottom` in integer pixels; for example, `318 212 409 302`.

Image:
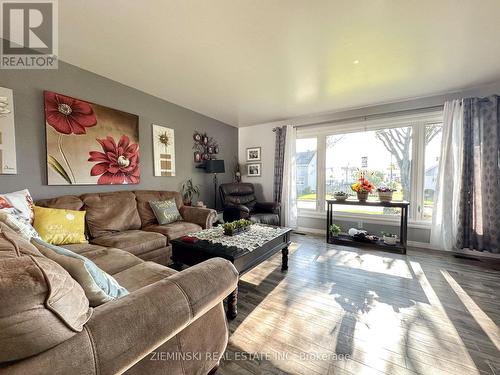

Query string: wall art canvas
44 91 140 185
0 87 17 174
152 124 175 176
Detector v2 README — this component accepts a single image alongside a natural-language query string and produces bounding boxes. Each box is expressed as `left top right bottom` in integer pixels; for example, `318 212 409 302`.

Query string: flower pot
383 235 398 245
224 226 251 236
356 191 368 202
378 191 394 202
333 194 348 202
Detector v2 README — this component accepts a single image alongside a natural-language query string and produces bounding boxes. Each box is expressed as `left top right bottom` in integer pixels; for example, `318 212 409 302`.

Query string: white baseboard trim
295 227 325 235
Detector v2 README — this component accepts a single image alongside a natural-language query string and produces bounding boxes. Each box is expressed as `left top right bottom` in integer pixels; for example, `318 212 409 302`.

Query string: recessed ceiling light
353 60 360 64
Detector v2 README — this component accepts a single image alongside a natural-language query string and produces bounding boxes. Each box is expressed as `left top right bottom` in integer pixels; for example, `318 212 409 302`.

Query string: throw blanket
190 224 289 252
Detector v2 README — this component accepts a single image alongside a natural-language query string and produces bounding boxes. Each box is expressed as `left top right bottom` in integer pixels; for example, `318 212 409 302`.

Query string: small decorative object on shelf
333 191 349 201
377 186 396 202
223 219 252 236
351 177 374 202
329 224 342 237
381 232 398 245
181 178 200 206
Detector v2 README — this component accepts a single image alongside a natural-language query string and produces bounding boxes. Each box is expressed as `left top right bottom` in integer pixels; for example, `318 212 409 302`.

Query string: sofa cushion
112 261 176 292
36 195 84 211
62 243 107 254
134 190 183 228
91 230 167 256
0 228 92 363
83 247 143 275
144 221 202 242
81 191 141 238
31 238 129 307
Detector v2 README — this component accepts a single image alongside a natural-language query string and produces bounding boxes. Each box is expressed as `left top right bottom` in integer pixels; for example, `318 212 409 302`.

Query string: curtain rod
272 104 444 131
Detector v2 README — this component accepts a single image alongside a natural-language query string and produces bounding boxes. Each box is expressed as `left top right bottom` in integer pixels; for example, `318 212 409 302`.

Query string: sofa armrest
83 258 238 375
179 206 217 229
255 201 280 214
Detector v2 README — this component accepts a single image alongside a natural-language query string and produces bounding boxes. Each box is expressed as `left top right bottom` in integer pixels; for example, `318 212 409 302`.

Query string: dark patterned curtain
273 126 287 203
457 96 500 253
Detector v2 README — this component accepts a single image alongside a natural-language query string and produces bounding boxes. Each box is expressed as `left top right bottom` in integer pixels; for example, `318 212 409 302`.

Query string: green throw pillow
149 199 182 225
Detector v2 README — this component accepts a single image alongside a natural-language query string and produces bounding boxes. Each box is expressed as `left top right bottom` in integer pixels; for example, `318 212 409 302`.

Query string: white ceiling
59 1 500 127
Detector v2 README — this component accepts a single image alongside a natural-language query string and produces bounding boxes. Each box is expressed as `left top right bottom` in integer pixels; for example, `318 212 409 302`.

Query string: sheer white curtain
430 100 464 250
281 125 297 228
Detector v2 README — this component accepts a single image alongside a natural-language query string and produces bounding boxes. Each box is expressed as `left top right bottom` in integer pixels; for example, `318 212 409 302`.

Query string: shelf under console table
326 199 410 255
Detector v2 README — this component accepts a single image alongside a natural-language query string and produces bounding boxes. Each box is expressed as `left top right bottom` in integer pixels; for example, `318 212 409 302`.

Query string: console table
326 199 409 254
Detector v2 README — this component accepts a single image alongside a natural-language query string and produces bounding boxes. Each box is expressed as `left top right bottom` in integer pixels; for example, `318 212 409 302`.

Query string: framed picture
247 163 261 177
246 147 261 161
152 124 175 177
0 87 17 174
194 152 201 163
44 90 139 185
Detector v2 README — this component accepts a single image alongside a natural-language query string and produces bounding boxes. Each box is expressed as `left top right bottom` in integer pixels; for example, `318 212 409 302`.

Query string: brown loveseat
0 205 238 374
36 190 217 266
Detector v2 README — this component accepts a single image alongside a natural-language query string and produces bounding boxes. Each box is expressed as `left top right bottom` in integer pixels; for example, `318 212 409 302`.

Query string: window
296 138 317 210
423 124 443 220
325 126 412 216
295 110 443 223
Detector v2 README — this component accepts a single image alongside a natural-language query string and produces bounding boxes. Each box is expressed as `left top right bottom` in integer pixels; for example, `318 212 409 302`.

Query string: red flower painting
88 135 140 184
44 91 97 135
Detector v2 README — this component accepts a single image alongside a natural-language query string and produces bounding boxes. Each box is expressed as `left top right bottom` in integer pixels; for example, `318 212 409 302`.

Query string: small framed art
246 147 261 161
247 163 261 177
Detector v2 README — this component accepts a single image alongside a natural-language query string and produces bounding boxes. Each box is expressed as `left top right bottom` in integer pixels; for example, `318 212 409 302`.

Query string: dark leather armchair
219 183 281 225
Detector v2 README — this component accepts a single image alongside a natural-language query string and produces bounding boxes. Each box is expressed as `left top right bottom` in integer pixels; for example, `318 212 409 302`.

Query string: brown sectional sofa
0 191 238 375
36 190 217 265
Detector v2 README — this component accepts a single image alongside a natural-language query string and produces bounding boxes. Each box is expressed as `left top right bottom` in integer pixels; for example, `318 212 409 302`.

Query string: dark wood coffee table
170 225 292 320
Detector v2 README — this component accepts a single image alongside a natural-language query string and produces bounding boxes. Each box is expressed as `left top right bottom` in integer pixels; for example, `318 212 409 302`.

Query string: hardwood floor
218 233 500 375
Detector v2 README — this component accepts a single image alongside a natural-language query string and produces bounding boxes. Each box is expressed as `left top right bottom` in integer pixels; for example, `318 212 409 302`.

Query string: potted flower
181 178 200 206
333 191 349 202
381 231 398 245
329 224 342 237
377 186 396 202
351 177 374 202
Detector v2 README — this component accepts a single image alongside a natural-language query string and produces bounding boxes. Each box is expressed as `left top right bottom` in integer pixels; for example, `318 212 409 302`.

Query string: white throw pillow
0 189 35 224
0 211 40 240
31 238 129 307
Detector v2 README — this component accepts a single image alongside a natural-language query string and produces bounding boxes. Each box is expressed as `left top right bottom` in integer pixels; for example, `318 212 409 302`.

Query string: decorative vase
356 191 368 202
378 191 393 202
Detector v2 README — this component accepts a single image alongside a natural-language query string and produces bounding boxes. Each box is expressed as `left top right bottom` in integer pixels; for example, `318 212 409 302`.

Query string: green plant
329 224 342 236
181 178 200 204
223 219 252 233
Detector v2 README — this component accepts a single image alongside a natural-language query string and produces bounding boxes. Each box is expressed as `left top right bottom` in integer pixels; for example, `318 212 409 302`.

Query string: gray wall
0 61 238 206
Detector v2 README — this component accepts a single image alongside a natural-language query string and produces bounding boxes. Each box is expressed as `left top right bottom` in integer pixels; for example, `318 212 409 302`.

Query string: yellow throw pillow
33 206 87 245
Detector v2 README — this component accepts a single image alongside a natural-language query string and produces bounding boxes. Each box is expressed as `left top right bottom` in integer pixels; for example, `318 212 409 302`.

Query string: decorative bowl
333 192 349 202
383 235 398 245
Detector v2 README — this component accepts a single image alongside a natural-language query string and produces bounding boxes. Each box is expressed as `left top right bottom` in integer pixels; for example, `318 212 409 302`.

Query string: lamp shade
205 159 225 173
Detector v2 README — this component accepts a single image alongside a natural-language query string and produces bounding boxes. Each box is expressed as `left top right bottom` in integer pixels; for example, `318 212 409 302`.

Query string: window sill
298 210 431 229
